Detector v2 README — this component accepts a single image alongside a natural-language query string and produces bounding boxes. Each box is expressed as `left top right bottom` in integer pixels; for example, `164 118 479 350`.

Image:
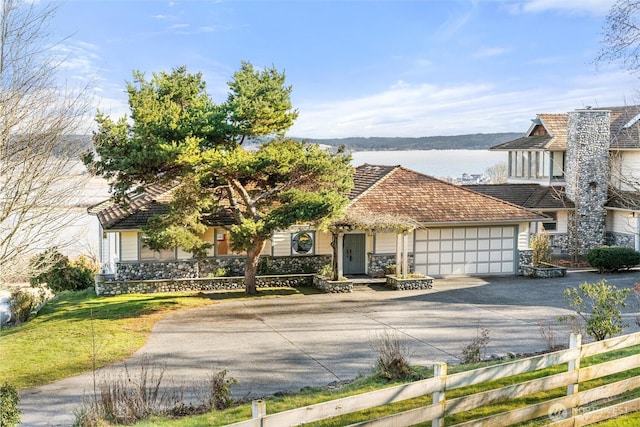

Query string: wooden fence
227 331 640 427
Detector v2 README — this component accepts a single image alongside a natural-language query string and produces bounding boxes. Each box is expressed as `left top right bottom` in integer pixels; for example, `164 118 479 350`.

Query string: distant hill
303 133 522 151
73 132 523 152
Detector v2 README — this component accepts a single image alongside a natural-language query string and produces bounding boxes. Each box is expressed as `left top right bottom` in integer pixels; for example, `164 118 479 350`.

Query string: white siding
375 232 397 253
271 231 290 256
518 222 530 250
120 231 138 261
316 231 333 255
556 210 569 233
609 210 638 235
611 151 640 191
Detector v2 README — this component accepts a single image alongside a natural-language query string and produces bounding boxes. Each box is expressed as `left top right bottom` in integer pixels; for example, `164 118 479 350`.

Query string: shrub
384 264 397 275
199 369 237 411
562 279 630 341
8 286 51 324
460 327 490 363
29 249 99 293
373 329 411 380
586 246 640 273
530 231 552 267
318 264 333 278
75 358 238 425
0 382 21 427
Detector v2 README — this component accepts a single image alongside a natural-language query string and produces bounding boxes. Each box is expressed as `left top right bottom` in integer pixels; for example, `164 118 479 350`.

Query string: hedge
586 246 640 273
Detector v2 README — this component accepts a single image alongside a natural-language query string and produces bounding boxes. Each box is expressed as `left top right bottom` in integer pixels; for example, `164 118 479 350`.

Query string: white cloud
290 69 640 138
472 47 509 58
510 0 616 16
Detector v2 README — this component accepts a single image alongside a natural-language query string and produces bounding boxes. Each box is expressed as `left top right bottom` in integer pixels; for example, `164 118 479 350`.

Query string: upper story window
508 150 565 181
551 151 565 179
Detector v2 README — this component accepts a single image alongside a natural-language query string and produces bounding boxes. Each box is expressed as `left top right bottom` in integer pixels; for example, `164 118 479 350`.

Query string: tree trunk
244 238 265 294
330 232 339 281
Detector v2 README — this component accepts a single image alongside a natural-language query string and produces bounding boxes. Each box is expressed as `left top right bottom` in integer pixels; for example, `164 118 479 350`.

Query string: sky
49 0 640 139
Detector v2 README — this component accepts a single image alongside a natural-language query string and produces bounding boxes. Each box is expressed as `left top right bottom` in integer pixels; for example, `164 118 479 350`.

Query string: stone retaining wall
368 253 415 278
115 255 331 281
312 276 353 293
95 274 314 296
521 265 567 278
385 275 434 290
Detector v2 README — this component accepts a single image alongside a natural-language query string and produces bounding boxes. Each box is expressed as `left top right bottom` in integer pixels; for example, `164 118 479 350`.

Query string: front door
343 234 366 275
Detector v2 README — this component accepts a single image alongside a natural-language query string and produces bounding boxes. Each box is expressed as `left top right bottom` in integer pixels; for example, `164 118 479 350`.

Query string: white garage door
413 226 517 276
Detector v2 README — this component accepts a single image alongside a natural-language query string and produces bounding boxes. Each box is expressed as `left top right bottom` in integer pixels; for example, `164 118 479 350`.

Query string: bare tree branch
0 0 93 283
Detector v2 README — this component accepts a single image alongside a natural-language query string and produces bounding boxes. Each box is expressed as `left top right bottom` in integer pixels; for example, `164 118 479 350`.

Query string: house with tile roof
465 105 640 257
90 163 546 281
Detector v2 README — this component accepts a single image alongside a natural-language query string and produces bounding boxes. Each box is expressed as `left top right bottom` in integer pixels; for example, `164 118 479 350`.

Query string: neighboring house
89 164 546 280
465 105 640 255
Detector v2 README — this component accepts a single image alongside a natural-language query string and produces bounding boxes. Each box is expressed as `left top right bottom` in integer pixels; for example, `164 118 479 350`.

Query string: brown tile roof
89 184 235 230
347 166 547 224
349 164 397 200
88 184 175 230
491 106 640 151
462 184 573 210
92 165 546 230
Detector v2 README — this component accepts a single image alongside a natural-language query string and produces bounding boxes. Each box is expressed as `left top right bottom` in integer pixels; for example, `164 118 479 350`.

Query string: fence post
567 333 582 416
432 362 447 427
252 399 266 420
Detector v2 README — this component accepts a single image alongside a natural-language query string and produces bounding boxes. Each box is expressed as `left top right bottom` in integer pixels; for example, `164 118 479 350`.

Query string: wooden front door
343 234 366 275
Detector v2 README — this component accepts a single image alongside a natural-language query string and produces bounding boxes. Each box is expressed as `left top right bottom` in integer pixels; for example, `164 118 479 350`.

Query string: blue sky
51 0 639 138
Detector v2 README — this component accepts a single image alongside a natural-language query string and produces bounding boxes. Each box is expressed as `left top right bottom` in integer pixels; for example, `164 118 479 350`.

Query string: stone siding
565 109 610 255
606 232 636 249
115 255 331 281
518 250 532 275
95 274 313 296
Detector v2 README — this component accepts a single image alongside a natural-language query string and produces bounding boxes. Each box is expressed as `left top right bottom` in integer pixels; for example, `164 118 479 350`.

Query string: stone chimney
565 108 610 255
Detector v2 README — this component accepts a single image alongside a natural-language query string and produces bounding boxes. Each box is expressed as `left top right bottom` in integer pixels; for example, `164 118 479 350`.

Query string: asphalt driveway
19 270 640 426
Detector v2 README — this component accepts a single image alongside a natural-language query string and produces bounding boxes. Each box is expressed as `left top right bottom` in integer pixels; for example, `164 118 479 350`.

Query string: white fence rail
227 331 640 427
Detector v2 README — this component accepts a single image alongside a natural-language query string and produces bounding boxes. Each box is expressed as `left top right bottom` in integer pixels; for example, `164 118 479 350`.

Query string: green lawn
0 287 311 389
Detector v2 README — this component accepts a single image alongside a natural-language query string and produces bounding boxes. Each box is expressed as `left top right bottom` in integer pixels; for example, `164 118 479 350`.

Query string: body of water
350 149 505 179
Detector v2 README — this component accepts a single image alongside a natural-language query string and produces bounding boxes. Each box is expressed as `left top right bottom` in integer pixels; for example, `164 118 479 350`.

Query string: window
215 230 245 255
540 152 550 178
291 231 314 255
552 151 565 179
542 212 557 231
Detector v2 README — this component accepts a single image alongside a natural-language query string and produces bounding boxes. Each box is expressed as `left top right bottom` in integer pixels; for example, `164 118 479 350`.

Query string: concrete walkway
18 270 640 426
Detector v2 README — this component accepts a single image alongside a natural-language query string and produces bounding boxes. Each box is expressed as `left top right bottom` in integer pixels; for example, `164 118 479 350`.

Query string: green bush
586 246 640 273
29 248 99 293
562 279 630 341
0 382 21 427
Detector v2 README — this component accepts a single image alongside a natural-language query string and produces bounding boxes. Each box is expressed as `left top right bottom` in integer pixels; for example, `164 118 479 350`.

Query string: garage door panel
415 226 516 277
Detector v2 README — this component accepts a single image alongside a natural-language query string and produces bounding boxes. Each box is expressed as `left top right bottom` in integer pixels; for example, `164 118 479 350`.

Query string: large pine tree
84 63 353 294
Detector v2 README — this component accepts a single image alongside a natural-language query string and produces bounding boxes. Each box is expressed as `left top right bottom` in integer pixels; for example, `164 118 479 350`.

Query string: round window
292 231 313 254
